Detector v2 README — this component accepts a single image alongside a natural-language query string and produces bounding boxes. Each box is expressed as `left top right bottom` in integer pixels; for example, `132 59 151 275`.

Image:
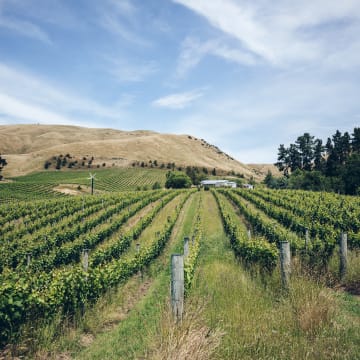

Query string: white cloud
100 14 149 46
107 0 136 16
173 0 360 67
0 62 129 126
152 90 204 109
106 57 158 82
176 36 257 78
0 93 73 124
0 15 51 43
3 0 81 29
98 0 150 46
170 61 360 163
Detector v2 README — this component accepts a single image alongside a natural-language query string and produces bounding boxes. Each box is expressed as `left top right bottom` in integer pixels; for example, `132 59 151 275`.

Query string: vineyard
0 168 167 202
0 181 359 359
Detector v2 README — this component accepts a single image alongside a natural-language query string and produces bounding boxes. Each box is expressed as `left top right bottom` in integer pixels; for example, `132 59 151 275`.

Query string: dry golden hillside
0 124 260 178
248 163 281 178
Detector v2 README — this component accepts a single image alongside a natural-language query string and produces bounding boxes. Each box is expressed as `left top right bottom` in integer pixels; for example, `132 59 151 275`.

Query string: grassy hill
0 124 258 178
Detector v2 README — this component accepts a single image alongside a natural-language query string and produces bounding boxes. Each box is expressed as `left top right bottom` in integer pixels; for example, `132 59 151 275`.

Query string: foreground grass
8 190 358 359
167 191 360 360
73 191 201 359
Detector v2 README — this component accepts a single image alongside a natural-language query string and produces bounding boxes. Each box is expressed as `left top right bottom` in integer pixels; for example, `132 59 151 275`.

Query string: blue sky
0 0 359 163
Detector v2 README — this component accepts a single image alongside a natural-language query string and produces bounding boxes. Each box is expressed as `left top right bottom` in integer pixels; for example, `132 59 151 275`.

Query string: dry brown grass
151 302 225 360
0 124 259 178
343 250 360 295
289 279 337 337
248 163 282 177
296 290 336 334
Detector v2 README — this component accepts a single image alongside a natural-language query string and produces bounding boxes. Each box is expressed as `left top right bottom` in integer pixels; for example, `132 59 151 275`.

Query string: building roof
201 180 228 185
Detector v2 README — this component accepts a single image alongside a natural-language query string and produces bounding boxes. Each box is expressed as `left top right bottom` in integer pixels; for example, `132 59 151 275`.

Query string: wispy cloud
106 56 158 82
0 14 51 44
173 0 360 67
0 62 129 127
98 0 150 46
107 0 136 17
152 90 204 109
172 64 359 163
0 93 73 124
176 36 257 78
2 0 81 28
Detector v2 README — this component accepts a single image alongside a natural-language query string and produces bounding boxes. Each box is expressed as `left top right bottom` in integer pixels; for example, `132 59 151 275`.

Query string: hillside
0 124 258 178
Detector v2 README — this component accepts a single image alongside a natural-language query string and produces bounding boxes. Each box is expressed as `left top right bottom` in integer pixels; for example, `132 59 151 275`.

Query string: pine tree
0 155 7 180
275 144 289 176
313 139 324 171
351 127 360 153
295 133 315 171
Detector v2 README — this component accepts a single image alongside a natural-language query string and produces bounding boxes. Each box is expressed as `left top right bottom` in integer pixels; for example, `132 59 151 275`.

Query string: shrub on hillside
165 171 192 189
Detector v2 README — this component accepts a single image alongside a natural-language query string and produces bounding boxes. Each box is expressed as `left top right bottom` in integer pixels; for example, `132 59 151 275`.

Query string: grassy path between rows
187 191 360 359
72 191 200 359
38 190 359 359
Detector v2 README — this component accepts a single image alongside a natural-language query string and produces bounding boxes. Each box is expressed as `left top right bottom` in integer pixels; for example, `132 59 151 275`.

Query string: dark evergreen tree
313 138 324 171
273 127 359 194
275 144 289 176
342 153 360 195
288 144 302 172
55 157 62 170
351 127 360 153
325 137 338 176
0 155 7 180
263 171 278 188
340 131 351 164
295 133 315 171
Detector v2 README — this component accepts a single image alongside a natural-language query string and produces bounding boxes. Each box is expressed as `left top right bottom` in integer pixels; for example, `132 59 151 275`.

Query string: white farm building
200 179 237 188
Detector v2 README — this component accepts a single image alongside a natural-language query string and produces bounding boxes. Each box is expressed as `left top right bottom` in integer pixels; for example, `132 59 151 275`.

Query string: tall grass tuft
288 280 337 336
150 300 225 360
326 248 360 294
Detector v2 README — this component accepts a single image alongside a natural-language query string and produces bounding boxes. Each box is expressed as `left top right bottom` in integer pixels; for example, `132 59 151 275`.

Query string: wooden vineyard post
184 237 189 259
171 254 184 322
247 228 251 239
305 228 310 251
339 232 348 281
88 173 96 195
82 249 89 272
280 241 291 289
26 253 31 268
136 243 142 279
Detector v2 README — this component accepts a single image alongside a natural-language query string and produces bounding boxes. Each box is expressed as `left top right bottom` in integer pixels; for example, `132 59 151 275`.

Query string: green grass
74 192 201 359
1 186 359 359
15 191 199 359
181 192 360 360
